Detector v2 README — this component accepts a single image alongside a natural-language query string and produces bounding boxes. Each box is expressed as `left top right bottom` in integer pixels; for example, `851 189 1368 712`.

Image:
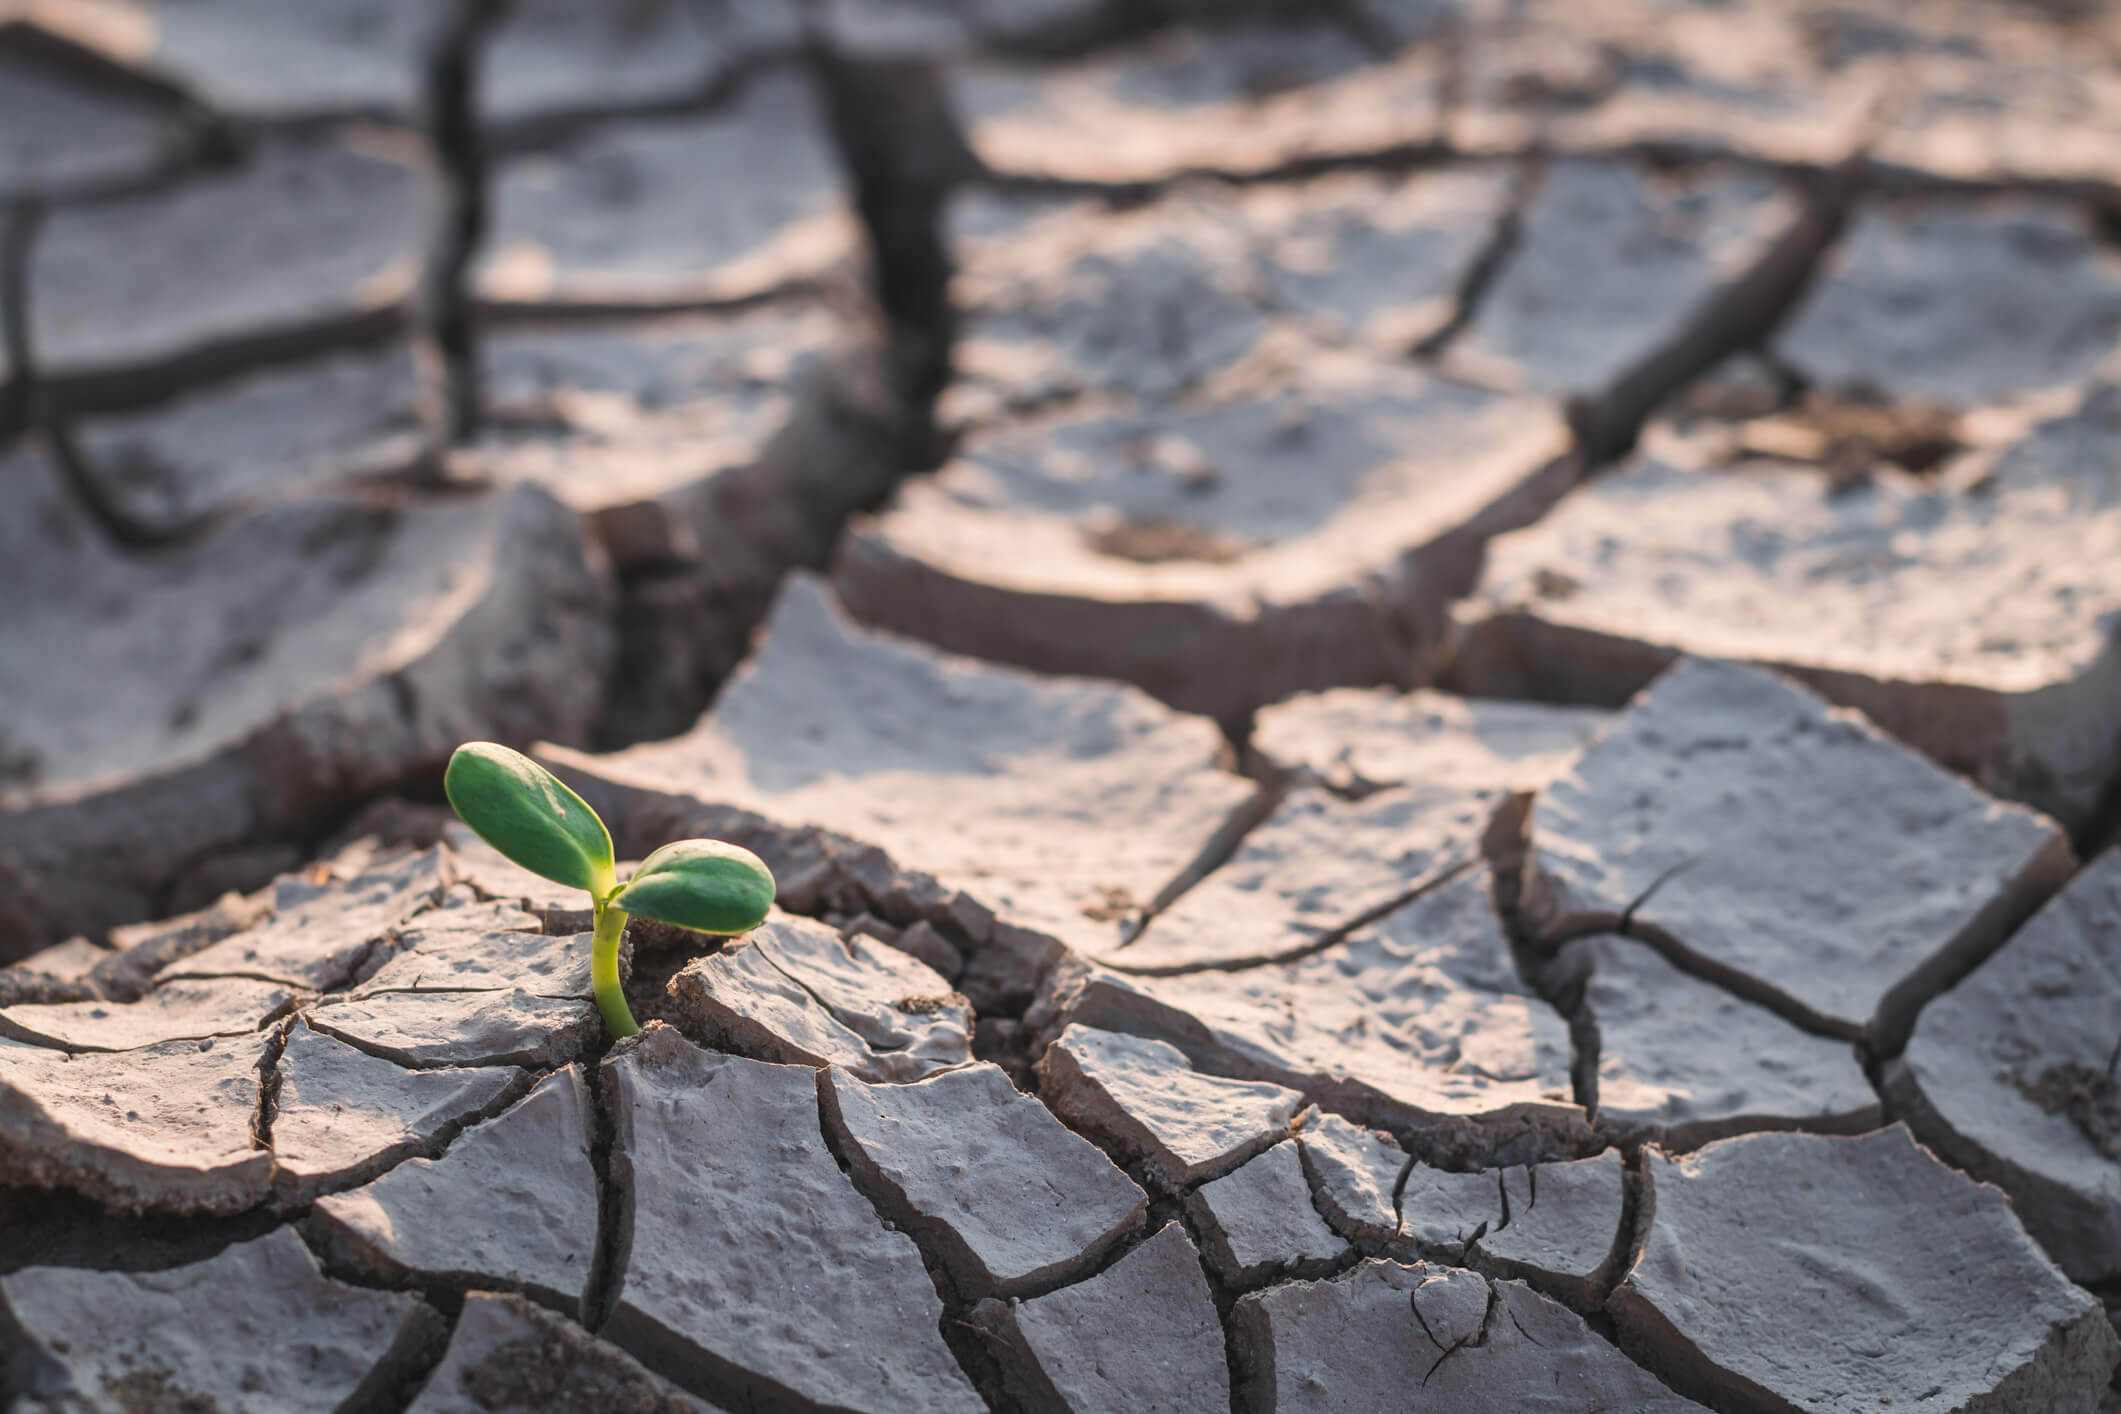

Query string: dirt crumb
457 1333 689 1414
2014 1062 2121 1161
102 1369 221 1414
1712 386 1963 487
1079 885 1140 922
1085 517 1247 565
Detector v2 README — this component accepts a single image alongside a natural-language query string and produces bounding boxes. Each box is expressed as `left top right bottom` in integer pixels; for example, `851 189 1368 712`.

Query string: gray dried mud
6 3 2121 1410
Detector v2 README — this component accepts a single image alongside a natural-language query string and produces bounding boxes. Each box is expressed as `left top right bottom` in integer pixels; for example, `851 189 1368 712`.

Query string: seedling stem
592 899 637 1038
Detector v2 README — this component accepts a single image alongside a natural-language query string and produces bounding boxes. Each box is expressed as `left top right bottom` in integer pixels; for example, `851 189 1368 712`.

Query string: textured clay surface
601 1026 982 1413
5 5 2120 1410
1609 1127 2120 1414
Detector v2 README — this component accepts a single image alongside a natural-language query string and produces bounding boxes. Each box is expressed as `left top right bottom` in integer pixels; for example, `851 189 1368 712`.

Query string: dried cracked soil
5 1 2121 1411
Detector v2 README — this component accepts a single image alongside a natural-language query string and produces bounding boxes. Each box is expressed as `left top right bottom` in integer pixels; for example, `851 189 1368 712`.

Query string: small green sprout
443 742 775 1039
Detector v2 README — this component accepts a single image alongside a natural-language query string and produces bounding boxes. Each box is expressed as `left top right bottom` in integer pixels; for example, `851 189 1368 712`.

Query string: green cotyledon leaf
444 742 616 897
611 839 776 935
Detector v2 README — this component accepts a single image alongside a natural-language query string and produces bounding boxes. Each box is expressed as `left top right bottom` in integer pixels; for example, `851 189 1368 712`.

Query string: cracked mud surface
7 1 2121 1411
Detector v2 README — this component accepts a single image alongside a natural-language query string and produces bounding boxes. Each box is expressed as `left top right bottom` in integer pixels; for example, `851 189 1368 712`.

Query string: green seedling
443 742 775 1039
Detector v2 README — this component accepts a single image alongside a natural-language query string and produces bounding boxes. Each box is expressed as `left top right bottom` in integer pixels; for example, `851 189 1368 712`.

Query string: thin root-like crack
1107 854 1482 978
1411 151 1540 360
1112 777 1287 950
1506 1303 1547 1350
578 1034 630 1334
1615 858 1698 935
250 1014 298 1151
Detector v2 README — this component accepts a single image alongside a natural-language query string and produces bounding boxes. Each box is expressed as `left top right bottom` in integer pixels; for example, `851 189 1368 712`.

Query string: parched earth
5 1 2121 1411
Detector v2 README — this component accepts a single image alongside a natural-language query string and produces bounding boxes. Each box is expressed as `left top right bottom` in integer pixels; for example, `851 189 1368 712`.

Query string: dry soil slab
666 911 970 1081
408 1289 718 1414
1108 781 1491 974
0 974 297 1052
1547 931 1880 1149
941 165 1515 423
29 131 430 409
1113 680 1598 970
1850 7 2121 190
1248 685 1607 798
165 845 457 992
1183 1138 1347 1287
1443 159 1795 399
1393 1161 1506 1266
1294 1128 1622 1310
268 1018 528 1204
305 986 599 1071
472 302 851 523
478 71 853 317
0 27 197 202
479 0 799 132
970 1220 1231 1414
307 1065 601 1316
288 885 605 1071
1295 1112 1550 1271
1884 847 2121 1284
1 1226 442 1413
1608 1126 2120 1413
835 349 1571 726
1774 197 2121 413
1036 1022 1306 1192
1452 357 2121 831
0 1029 278 1214
68 342 433 539
1520 656 2072 1049
1447 0 1867 166
1443 0 2121 188
347 897 586 997
1234 1259 1707 1413
28 0 446 124
1477 1148 1627 1310
0 439 614 962
822 1059 1147 1299
1298 1113 1416 1249
952 14 1445 186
